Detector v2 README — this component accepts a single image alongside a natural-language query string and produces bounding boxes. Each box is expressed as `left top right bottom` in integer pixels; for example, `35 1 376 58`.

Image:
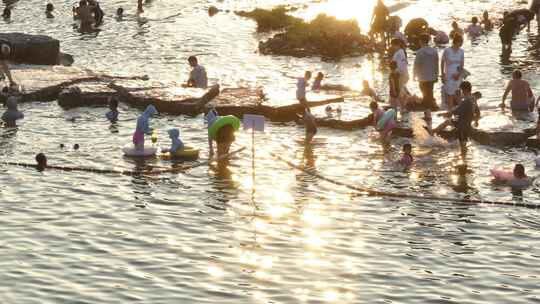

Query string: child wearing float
206 109 239 159
106 97 119 123
161 128 184 154
370 101 396 139
132 105 157 151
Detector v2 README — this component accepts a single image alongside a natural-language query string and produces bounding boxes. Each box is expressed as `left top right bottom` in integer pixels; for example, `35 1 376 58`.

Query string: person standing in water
297 71 317 144
369 0 389 45
480 11 493 31
501 69 534 112
413 33 439 120
390 38 409 112
441 34 464 109
0 43 17 88
186 56 208 89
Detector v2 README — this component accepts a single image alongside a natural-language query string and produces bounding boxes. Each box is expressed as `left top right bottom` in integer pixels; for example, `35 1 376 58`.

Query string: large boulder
0 33 64 65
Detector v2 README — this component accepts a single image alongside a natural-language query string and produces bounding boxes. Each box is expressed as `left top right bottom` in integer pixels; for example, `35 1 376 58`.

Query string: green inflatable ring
208 115 241 139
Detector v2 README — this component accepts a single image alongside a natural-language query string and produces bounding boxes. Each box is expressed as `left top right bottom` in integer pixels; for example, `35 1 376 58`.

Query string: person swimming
132 105 157 151
116 7 124 19
161 128 184 154
35 153 47 172
1 96 24 127
46 3 54 18
105 97 119 123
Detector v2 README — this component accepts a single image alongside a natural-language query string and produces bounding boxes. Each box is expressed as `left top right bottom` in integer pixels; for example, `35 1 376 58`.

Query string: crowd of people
1 0 539 185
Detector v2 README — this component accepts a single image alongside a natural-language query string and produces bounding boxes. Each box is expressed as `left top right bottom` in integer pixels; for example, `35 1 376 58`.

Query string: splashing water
411 114 455 147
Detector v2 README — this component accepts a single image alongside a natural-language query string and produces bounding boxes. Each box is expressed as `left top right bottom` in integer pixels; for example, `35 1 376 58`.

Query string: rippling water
2 0 540 303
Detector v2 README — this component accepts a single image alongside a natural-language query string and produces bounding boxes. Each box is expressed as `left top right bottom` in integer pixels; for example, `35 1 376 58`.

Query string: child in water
449 21 464 40
465 17 483 37
370 101 384 126
480 11 493 31
1 96 24 127
161 128 184 154
46 3 54 18
132 105 157 150
106 97 119 123
312 72 324 90
509 164 531 188
206 109 238 158
399 143 413 168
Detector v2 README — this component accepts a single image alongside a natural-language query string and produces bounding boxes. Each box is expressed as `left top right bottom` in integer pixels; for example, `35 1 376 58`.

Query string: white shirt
189 65 208 88
392 48 408 76
296 77 308 100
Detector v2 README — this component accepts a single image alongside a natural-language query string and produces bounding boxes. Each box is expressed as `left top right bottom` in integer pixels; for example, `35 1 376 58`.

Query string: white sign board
243 114 265 132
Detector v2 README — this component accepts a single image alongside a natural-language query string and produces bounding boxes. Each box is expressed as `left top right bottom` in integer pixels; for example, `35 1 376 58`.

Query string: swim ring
376 108 397 131
161 146 200 160
122 144 157 157
208 115 241 139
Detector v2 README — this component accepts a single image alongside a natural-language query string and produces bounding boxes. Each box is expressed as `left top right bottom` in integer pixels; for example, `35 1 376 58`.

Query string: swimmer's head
316 72 324 80
460 81 472 94
369 101 378 112
451 21 458 29
188 55 198 67
483 11 489 19
471 16 478 24
35 153 47 171
402 143 412 154
59 143 65 149
452 34 463 47
46 3 54 12
473 91 482 100
79 0 87 7
325 105 332 112
304 71 312 80
73 144 80 150
117 7 124 16
1 44 11 57
512 69 522 79
514 164 526 179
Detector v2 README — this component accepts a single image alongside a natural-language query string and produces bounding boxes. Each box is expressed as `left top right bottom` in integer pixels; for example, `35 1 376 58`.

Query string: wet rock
0 33 68 65
235 6 302 32
109 81 220 115
208 88 344 122
58 83 116 108
526 135 540 149
237 8 374 59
